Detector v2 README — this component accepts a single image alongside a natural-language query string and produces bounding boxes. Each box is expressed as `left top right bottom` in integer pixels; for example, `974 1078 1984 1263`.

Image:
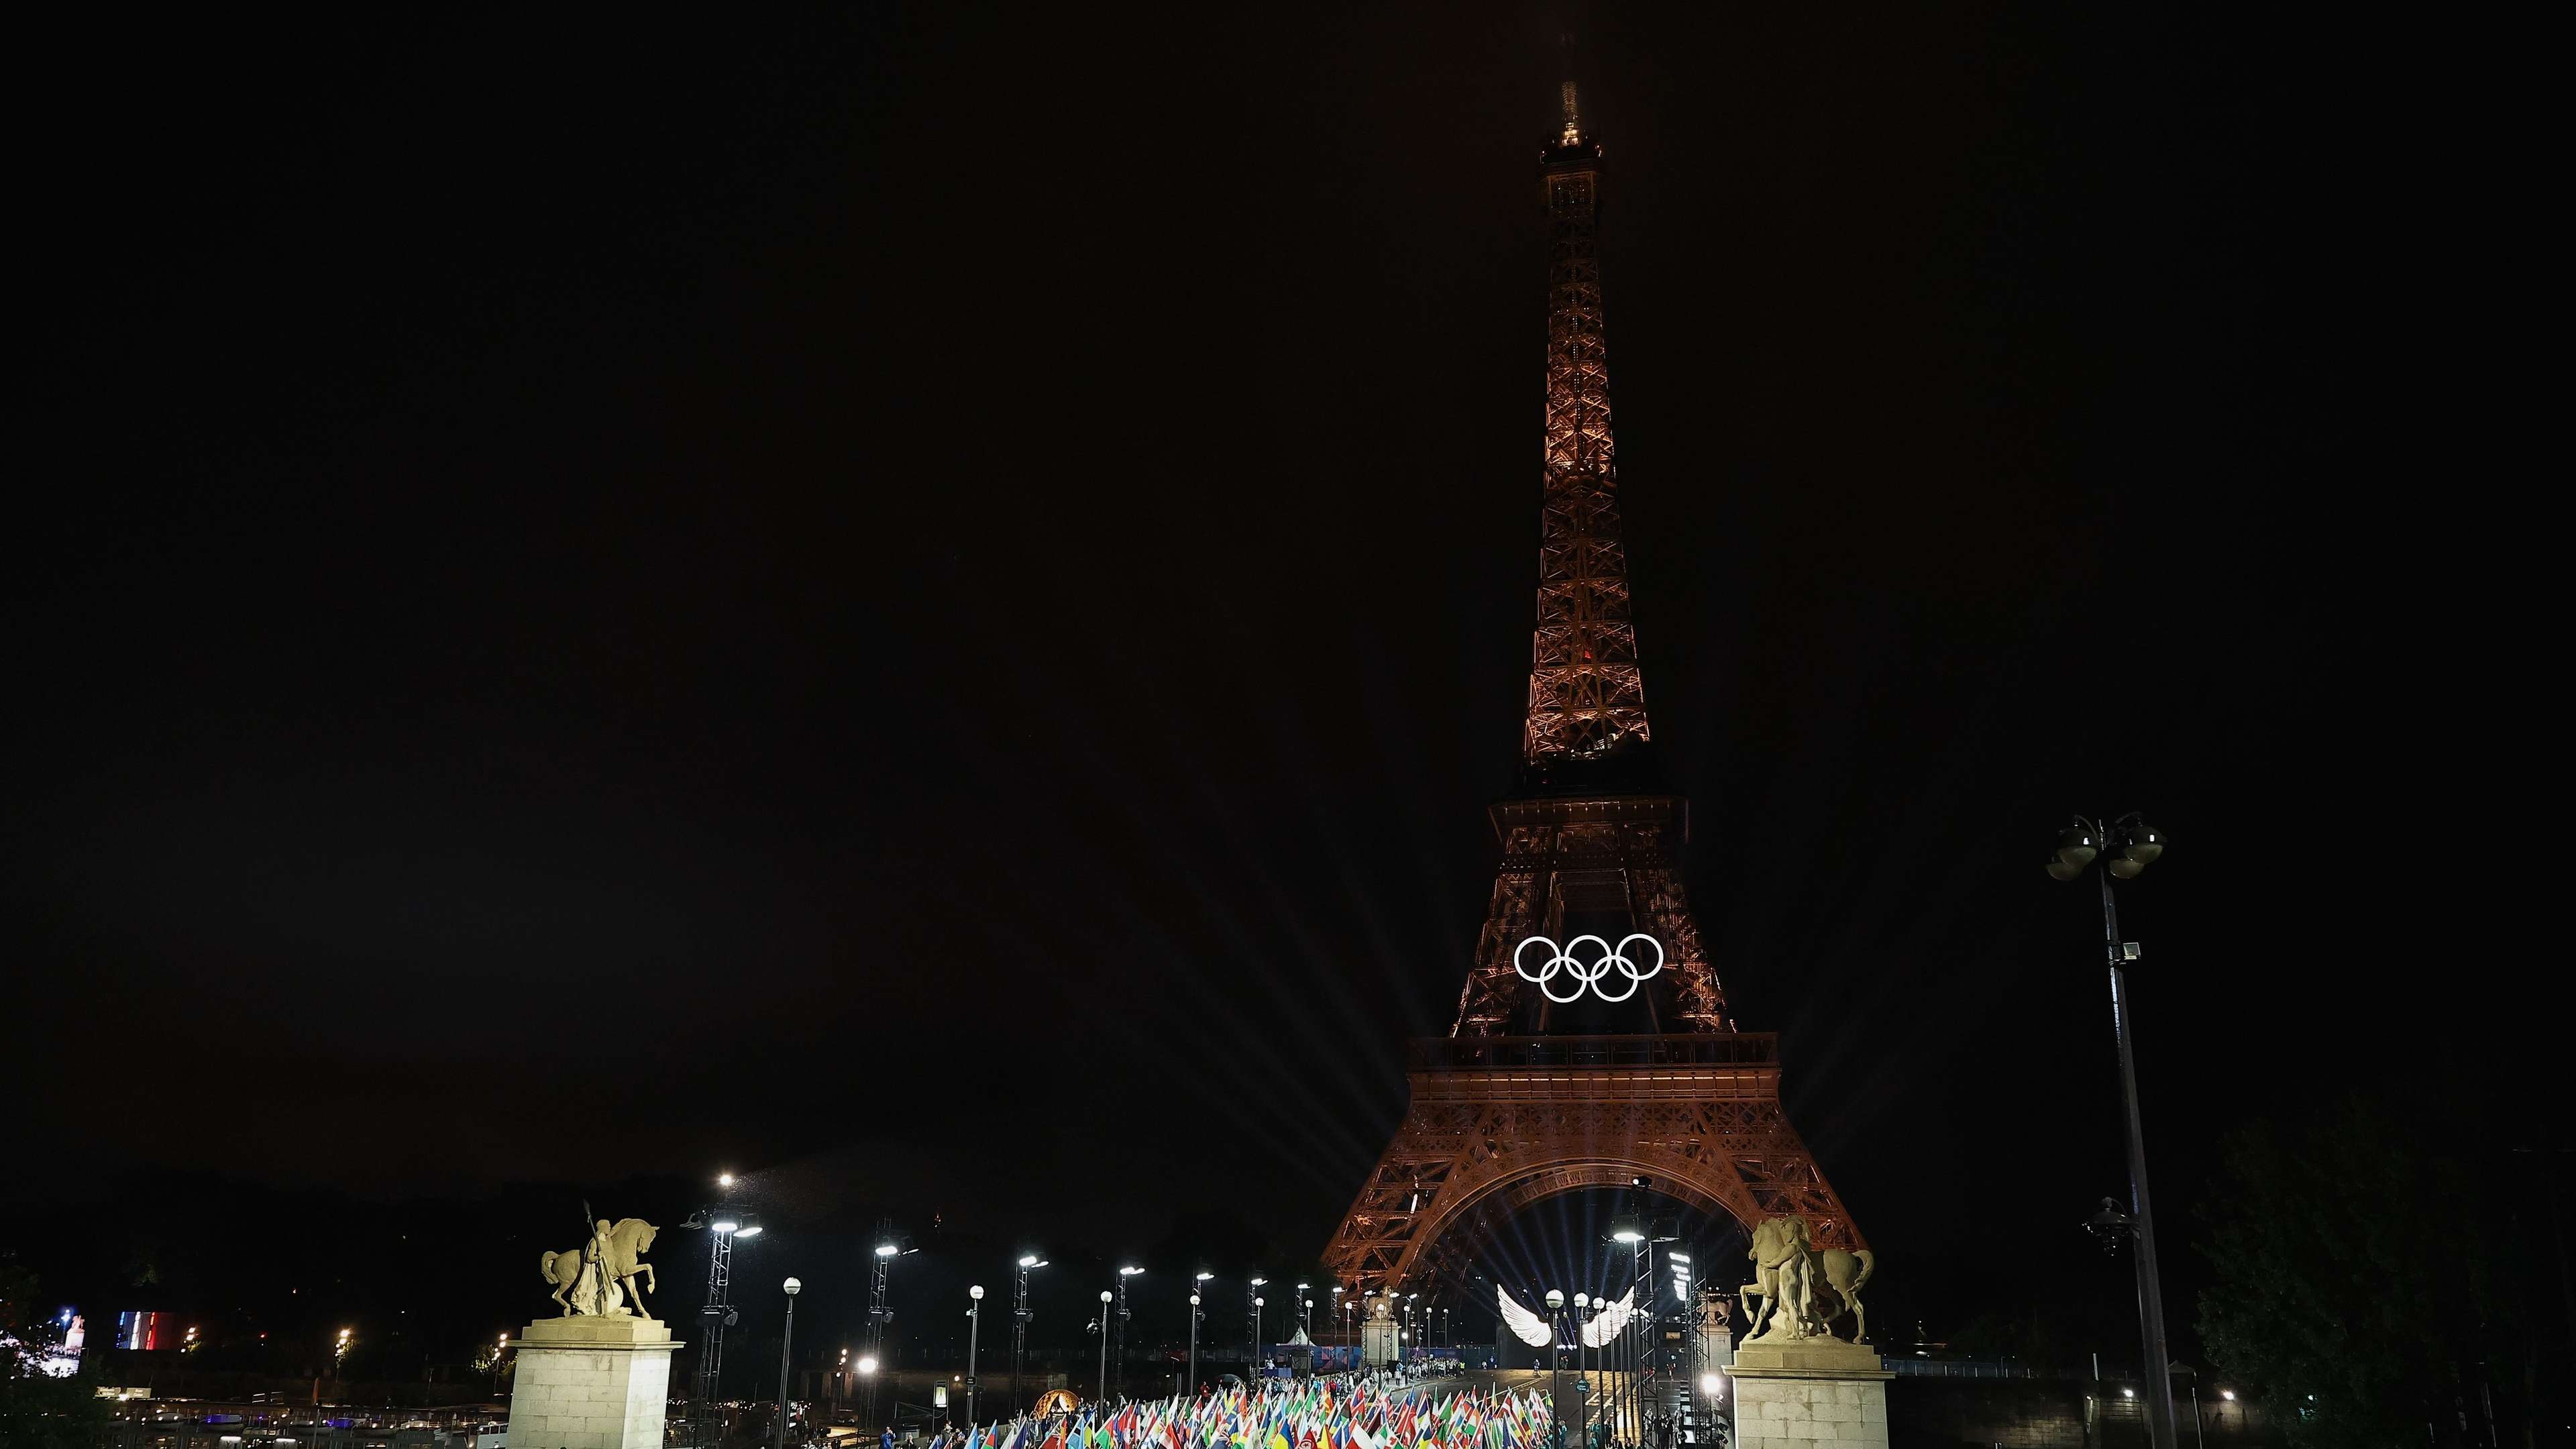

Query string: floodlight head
783 1278 802 1296
1609 1214 1646 1243
717 1173 735 1189
734 1214 762 1238
1667 1252 1690 1265
859 1356 878 1375
875 1242 900 1258
1195 1271 1214 1281
712 1217 741 1235
970 1285 985 1300
1019 1255 1042 1268
1699 1374 1722 1395
1120 1265 1145 1276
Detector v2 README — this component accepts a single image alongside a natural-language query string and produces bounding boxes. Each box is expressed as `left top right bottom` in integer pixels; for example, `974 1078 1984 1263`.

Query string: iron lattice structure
1526 80 1643 767
1321 86 1862 1302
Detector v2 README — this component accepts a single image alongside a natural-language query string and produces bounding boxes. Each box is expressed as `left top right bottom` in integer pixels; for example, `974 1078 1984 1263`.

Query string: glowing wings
1496 1286 1554 1347
1580 1286 1635 1348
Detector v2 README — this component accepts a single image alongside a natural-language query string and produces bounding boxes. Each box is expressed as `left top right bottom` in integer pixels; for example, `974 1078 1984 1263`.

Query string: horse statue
540 1218 659 1318
1742 1214 1876 1342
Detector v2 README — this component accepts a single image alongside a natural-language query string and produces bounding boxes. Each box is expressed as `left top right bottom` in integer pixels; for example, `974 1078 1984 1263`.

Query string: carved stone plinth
1727 1338 1889 1449
506 1316 679 1449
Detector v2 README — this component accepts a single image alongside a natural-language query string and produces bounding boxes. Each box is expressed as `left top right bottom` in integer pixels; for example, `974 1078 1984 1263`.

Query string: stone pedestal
1725 1338 1889 1449
505 1316 679 1449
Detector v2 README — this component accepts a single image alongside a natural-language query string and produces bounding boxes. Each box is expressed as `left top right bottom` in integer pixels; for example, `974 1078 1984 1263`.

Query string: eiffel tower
1319 83 1866 1301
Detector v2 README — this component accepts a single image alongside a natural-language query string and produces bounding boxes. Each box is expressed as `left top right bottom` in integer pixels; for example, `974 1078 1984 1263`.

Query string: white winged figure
1579 1285 1635 1348
1495 1285 1554 1347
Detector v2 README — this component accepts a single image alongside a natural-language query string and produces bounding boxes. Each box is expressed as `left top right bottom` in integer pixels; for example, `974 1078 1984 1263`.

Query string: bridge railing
1409 1033 1779 1071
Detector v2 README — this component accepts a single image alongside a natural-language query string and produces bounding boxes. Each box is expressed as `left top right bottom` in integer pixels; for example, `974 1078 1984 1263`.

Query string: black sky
6 1 2530 1361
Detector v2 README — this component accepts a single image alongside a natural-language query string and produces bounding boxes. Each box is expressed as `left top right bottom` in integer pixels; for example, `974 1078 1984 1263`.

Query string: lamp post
1014 1255 1047 1413
1097 1291 1114 1403
1297 1284 1311 1342
1573 1293 1590 1398
965 1285 985 1426
1116 1266 1143 1399
777 1278 801 1449
1191 1273 1212 1393
2051 812 2176 1449
1545 1291 1566 1449
1248 1279 1266 1381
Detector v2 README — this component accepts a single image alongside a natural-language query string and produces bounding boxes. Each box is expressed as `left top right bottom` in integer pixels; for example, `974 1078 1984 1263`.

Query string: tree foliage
2196 1091 2532 1449
0 1258 112 1449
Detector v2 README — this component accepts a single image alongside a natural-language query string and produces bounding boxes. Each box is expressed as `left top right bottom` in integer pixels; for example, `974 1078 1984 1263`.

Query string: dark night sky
5 2 2536 1366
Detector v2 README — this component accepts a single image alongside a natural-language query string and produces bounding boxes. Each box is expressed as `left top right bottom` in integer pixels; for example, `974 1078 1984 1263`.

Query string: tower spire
1523 87 1648 774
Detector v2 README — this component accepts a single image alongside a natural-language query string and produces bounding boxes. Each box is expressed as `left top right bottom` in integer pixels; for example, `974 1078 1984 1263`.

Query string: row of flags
943 1375 1555 1449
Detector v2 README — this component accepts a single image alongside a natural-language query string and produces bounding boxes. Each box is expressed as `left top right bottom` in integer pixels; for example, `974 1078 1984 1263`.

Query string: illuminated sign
1512 933 1663 1003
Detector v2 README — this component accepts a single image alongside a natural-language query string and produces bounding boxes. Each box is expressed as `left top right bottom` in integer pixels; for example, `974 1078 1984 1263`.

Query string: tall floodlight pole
776 1279 801 1449
2051 814 2176 1449
865 1226 910 1434
1014 1255 1047 1413
1612 1214 1648 1445
1116 1266 1143 1399
688 1175 757 1446
1191 1273 1212 1392
965 1286 985 1426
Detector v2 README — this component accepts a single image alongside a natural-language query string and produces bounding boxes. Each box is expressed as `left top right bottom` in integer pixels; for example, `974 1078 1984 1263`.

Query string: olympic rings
1511 932 1665 1004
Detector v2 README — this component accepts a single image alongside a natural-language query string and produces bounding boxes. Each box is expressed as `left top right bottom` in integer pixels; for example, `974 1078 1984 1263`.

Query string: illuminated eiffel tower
1320 83 1865 1302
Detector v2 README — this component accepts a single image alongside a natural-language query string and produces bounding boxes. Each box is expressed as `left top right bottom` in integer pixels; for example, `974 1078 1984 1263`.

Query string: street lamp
1096 1291 1114 1403
1248 1279 1267 1382
965 1286 985 1426
777 1279 802 1449
1116 1267 1144 1399
335 1327 352 1379
1544 1291 1566 1449
1191 1273 1214 1393
864 1228 914 1434
1014 1255 1048 1412
2049 810 2176 1449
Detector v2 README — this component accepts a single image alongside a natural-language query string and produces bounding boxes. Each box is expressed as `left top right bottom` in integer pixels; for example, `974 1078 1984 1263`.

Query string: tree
0 1258 112 1449
2196 1091 2529 1449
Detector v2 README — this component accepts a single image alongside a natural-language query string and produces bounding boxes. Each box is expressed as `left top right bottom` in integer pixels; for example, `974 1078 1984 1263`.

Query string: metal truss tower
696 1228 734 1405
863 1219 895 1429
1321 82 1864 1303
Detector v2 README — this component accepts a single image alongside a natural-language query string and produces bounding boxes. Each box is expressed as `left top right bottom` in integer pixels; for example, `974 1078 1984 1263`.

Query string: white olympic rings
1512 932 1665 1004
